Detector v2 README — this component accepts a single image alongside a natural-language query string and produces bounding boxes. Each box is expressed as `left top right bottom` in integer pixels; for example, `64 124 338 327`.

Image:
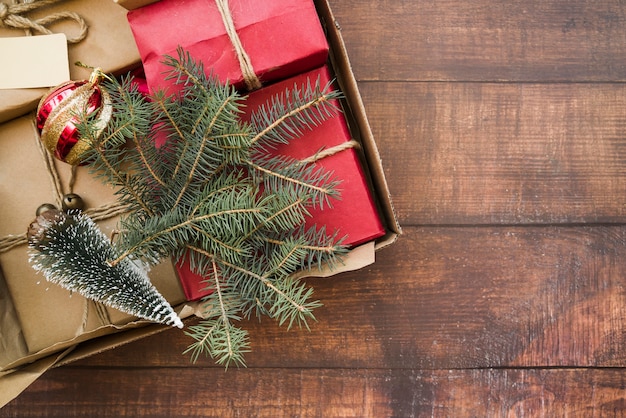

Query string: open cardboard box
0 0 401 407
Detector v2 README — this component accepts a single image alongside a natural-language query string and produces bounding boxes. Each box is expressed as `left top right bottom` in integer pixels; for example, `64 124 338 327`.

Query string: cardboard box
0 0 400 407
0 0 141 124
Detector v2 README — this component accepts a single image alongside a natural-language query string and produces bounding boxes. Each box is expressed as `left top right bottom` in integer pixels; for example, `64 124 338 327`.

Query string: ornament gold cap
75 61 107 85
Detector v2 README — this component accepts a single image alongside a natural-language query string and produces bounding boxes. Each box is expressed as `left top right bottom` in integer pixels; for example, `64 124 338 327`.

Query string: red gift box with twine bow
176 66 386 301
127 0 329 93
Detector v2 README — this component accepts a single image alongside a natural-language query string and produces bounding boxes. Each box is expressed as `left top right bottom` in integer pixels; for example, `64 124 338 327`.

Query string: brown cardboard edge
315 0 402 247
0 346 76 408
0 0 401 407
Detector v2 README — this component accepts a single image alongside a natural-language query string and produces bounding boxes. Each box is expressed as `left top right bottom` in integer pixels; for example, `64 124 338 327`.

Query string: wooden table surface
3 0 626 416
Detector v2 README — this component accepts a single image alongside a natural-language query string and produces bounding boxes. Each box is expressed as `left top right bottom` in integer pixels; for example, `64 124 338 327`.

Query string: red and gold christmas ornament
36 69 113 165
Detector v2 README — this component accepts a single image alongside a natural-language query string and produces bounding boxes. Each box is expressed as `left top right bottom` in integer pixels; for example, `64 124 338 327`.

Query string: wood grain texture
62 226 626 370
328 0 626 82
4 367 626 417
4 0 626 416
361 82 626 225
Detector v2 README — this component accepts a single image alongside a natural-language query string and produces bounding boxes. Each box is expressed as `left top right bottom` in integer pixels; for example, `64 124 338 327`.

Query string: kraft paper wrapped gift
127 0 329 93
175 65 386 301
0 115 186 355
0 0 141 124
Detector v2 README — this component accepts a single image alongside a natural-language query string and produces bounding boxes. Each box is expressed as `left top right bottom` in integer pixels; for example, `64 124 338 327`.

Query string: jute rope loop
215 0 262 91
0 0 88 44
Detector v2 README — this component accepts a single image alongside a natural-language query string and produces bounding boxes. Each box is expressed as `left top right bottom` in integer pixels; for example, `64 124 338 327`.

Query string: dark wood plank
361 82 626 225
329 0 626 82
64 226 626 370
4 367 626 417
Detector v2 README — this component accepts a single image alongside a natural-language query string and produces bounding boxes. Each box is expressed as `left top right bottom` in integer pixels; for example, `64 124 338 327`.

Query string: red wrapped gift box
176 66 385 301
127 0 329 93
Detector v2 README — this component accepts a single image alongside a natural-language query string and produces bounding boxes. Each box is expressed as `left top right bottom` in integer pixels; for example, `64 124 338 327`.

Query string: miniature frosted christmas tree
28 208 183 328
29 48 347 367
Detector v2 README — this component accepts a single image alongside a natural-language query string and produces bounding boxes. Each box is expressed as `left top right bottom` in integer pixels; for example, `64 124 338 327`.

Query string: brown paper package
0 0 140 123
0 115 186 356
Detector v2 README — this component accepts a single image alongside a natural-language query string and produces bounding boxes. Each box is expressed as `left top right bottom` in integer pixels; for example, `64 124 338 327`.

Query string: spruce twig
69 47 348 366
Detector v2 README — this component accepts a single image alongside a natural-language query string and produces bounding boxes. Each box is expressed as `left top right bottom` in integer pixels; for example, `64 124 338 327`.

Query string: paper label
0 34 70 90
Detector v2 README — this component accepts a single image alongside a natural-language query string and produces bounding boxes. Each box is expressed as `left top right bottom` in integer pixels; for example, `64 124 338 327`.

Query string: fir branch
162 47 212 98
189 224 247 264
251 95 321 145
248 160 330 196
83 132 155 216
188 173 246 217
242 197 307 239
186 245 298 309
171 95 242 208
251 80 341 146
78 78 161 215
259 225 347 274
188 245 319 329
211 259 236 365
110 207 264 266
183 319 249 367
70 50 351 367
183 320 218 363
108 79 166 188
182 256 249 367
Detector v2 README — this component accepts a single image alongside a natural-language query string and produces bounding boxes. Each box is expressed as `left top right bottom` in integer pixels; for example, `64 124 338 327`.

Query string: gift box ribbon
0 0 88 44
214 0 262 91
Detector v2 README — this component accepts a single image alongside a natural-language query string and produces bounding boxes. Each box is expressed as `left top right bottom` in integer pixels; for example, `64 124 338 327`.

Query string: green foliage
79 47 348 367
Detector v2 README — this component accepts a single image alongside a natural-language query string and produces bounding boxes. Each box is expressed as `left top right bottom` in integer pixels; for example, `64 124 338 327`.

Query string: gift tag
0 34 69 89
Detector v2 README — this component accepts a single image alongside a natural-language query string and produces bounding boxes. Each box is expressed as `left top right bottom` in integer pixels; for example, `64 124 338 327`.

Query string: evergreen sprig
78 47 348 367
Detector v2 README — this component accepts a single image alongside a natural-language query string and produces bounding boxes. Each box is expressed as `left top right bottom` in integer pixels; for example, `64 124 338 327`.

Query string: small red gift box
127 0 329 93
176 66 385 301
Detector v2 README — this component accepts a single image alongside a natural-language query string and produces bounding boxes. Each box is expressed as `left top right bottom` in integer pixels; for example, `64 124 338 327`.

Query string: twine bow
0 0 88 44
215 0 262 91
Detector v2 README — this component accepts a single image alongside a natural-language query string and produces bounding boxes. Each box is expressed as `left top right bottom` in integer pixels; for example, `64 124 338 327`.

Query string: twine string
78 299 112 337
33 119 64 208
214 0 262 91
0 0 88 44
0 120 134 255
301 139 359 164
